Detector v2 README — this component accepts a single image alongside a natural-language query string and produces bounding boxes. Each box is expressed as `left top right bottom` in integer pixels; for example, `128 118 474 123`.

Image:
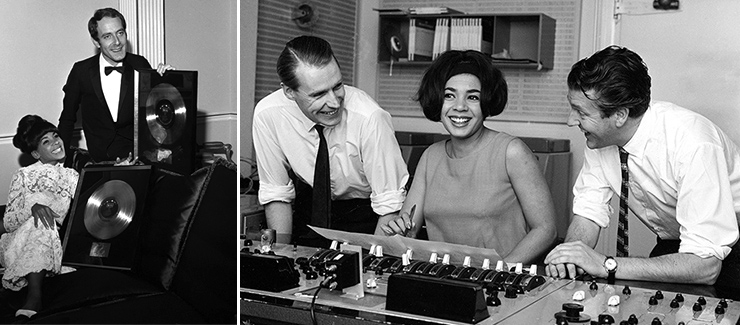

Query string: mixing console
241 242 740 325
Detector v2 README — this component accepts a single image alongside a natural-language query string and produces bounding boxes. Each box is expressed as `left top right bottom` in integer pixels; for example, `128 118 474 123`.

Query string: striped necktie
312 125 331 228
617 147 630 257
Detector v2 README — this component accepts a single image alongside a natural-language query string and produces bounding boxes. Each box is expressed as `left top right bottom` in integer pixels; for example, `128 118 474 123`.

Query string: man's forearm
265 201 293 243
616 253 722 285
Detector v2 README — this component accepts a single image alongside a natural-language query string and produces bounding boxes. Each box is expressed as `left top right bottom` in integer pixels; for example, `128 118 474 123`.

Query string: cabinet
378 11 555 70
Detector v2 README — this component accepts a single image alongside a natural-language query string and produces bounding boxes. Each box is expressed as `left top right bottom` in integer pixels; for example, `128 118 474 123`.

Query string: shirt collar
621 102 655 160
99 54 123 72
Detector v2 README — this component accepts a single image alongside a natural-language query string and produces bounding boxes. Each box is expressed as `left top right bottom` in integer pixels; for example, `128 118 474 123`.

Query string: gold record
145 83 186 145
84 180 136 240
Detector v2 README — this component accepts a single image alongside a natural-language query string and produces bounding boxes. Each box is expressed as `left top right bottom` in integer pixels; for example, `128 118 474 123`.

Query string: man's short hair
567 45 651 118
88 7 127 41
276 36 340 90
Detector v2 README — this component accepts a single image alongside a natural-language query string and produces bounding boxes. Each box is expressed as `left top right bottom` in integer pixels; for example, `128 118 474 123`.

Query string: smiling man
59 8 171 166
545 46 740 289
253 36 409 247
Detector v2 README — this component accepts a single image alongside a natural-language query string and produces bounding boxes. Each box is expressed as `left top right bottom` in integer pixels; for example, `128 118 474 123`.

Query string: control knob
697 296 706 305
597 314 615 324
486 291 501 307
554 303 591 323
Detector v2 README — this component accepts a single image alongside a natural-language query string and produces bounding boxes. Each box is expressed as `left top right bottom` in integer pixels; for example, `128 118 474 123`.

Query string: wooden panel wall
378 0 580 123
255 0 357 101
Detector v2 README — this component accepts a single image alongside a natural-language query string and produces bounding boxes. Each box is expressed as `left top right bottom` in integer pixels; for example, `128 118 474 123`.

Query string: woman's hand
31 203 60 230
380 205 416 236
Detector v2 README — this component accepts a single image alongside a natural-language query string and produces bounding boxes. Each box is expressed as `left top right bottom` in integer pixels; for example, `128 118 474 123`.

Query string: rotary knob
554 303 591 323
648 296 658 305
504 285 518 298
597 314 615 324
693 302 703 312
674 293 684 302
486 291 501 307
697 296 707 305
651 317 662 325
622 285 631 296
669 299 679 308
654 290 663 300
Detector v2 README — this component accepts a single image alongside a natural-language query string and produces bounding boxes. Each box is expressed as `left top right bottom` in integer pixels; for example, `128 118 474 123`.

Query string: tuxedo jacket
59 53 152 164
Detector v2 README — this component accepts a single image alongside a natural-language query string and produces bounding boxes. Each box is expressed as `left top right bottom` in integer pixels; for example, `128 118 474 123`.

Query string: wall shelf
378 12 556 70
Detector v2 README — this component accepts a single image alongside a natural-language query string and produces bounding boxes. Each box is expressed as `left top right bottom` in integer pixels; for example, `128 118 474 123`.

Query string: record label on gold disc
84 180 136 240
145 83 186 145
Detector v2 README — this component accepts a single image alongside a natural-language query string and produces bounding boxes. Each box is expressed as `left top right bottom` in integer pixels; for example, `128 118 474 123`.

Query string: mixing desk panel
241 243 740 325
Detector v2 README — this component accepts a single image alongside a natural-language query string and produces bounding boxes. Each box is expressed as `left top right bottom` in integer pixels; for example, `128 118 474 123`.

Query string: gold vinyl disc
83 180 136 240
145 83 186 145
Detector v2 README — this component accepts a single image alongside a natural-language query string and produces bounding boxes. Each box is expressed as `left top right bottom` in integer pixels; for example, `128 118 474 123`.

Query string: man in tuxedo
59 7 171 166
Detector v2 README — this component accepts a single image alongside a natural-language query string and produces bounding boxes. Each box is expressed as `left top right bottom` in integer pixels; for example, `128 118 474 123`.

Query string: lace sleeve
3 170 29 232
50 168 79 224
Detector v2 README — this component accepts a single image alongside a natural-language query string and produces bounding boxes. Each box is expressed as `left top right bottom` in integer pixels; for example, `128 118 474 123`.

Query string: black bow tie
104 66 124 75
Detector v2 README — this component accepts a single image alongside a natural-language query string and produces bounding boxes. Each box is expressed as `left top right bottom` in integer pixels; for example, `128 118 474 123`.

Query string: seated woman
0 115 78 320
378 50 557 264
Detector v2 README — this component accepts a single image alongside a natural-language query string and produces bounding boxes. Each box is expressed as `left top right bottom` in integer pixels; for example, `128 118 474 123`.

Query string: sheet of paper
310 226 503 267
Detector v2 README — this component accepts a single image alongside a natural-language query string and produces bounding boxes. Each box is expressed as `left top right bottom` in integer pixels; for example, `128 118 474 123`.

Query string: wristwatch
604 256 617 284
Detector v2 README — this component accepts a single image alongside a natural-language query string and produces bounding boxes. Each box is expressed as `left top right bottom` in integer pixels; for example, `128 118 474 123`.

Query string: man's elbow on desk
695 256 723 285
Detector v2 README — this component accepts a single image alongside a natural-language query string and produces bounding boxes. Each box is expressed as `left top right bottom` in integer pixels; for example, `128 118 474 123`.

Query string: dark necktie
312 125 331 228
617 147 630 257
104 66 124 75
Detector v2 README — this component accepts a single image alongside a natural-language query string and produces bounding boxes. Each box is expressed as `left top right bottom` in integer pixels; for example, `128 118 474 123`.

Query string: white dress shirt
253 85 409 216
573 101 740 260
99 54 122 122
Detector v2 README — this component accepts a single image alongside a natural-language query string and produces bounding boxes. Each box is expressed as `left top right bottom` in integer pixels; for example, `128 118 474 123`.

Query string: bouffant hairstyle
13 115 59 155
277 35 340 90
416 50 508 122
567 45 651 118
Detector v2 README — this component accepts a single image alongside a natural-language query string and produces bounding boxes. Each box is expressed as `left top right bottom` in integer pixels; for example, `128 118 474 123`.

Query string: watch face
605 258 617 271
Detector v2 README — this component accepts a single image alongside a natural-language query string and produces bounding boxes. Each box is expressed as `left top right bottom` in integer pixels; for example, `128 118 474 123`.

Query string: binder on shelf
447 18 493 55
408 18 435 61
432 18 450 59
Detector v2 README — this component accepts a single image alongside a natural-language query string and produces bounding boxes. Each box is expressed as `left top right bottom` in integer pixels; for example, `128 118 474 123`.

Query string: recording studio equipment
135 70 198 175
386 272 489 324
380 18 407 61
62 165 152 270
322 250 361 291
242 242 740 325
240 249 300 292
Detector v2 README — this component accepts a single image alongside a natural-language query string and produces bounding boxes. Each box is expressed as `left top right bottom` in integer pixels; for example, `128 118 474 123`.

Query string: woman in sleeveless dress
379 50 557 264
